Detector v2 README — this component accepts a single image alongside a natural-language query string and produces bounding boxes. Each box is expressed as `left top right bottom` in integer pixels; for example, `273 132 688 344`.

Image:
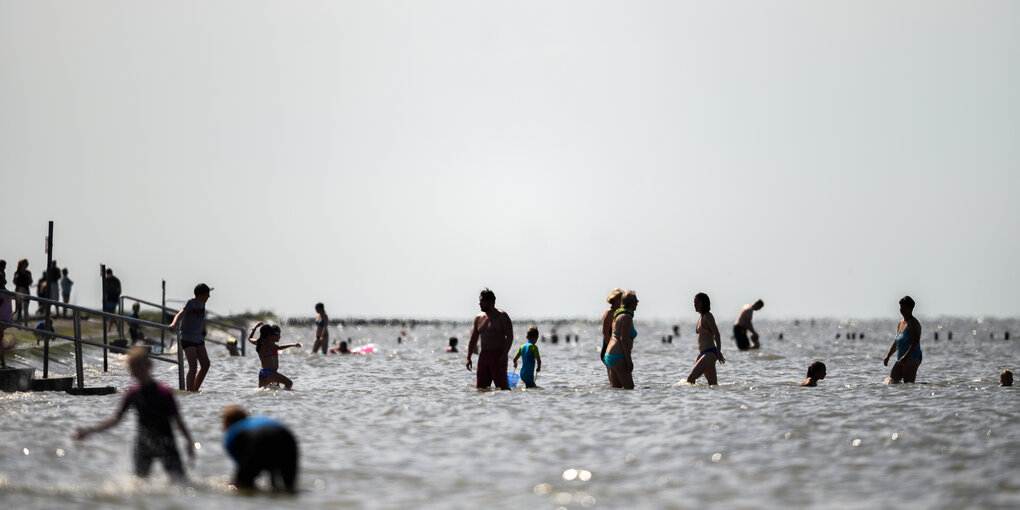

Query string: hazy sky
2 1 1018 321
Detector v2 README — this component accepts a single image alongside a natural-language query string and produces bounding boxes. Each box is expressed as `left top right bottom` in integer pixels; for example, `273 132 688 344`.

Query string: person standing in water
168 283 213 392
250 322 301 389
73 347 196 482
733 299 764 350
883 296 922 383
800 361 827 387
466 288 514 390
311 303 329 354
604 290 638 389
600 288 623 387
686 293 726 385
513 326 542 388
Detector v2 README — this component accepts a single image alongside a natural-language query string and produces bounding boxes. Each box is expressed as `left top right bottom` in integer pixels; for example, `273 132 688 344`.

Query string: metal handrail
0 321 179 364
0 289 187 390
120 295 247 356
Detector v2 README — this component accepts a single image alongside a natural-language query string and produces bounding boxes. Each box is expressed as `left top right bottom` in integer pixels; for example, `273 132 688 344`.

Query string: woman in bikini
312 303 329 354
686 292 726 385
883 296 922 383
600 288 623 387
604 290 638 389
249 322 301 389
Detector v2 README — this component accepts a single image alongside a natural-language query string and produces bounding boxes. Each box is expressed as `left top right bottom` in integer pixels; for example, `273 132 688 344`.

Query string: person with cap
168 283 213 392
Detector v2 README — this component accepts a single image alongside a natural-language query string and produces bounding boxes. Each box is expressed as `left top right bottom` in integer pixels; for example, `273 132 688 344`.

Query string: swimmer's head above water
1001 369 1013 387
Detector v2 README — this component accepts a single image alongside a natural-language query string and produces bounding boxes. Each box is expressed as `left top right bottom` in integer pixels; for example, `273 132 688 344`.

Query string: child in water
512 327 542 388
329 341 351 354
1001 369 1013 387
73 347 195 482
249 322 301 389
800 361 827 387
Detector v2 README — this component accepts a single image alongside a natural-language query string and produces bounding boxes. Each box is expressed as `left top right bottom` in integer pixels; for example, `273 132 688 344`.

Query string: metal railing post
118 296 124 342
177 331 185 390
43 220 54 378
100 264 108 372
74 309 84 390
161 280 166 352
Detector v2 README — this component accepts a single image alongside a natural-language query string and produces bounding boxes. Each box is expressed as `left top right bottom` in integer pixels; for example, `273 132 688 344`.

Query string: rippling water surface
2 317 1018 509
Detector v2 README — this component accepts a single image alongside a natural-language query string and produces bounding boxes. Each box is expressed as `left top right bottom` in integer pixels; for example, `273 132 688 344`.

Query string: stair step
30 376 74 392
66 386 118 396
0 367 36 392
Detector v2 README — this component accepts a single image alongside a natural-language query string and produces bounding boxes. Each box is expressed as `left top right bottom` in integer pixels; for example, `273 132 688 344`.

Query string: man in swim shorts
733 299 764 350
466 288 514 390
221 405 299 493
168 283 213 392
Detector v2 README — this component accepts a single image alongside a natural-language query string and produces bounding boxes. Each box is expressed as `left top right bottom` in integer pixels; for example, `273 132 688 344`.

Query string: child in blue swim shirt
513 327 542 388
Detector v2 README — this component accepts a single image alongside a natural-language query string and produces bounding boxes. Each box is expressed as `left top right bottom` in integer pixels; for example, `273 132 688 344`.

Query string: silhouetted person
466 288 514 390
733 299 764 350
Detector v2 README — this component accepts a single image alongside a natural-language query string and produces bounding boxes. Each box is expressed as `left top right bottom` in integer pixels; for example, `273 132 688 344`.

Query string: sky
2 1 1018 321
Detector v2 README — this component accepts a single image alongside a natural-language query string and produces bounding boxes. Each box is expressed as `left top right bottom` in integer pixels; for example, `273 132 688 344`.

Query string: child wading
73 347 196 482
248 322 301 389
513 327 543 388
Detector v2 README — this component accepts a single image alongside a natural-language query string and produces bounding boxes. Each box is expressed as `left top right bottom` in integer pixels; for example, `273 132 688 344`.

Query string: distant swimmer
604 290 638 389
513 327 542 388
686 293 726 385
466 288 514 390
600 288 623 387
73 347 196 483
445 337 459 353
311 303 329 355
168 283 213 392
221 405 299 493
800 361 827 387
330 340 351 354
1001 369 1013 387
883 296 922 383
251 322 301 389
733 299 764 350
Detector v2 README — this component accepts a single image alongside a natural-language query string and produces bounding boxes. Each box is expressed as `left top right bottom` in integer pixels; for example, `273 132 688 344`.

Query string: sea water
1 317 1018 509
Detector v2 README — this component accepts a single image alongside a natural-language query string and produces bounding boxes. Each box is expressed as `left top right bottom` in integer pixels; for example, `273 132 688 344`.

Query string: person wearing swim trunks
466 288 514 390
800 361 826 387
513 327 542 388
733 299 764 350
883 295 923 383
168 283 213 392
250 322 301 389
74 347 196 482
311 302 329 354
221 405 299 493
604 290 638 389
600 288 623 387
686 293 726 385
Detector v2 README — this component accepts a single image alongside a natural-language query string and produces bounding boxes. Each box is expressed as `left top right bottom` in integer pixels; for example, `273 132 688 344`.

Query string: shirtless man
465 288 514 390
733 299 764 350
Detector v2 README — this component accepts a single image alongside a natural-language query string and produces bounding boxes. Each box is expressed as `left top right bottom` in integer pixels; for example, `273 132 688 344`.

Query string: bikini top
256 340 279 359
612 308 638 339
315 319 325 327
